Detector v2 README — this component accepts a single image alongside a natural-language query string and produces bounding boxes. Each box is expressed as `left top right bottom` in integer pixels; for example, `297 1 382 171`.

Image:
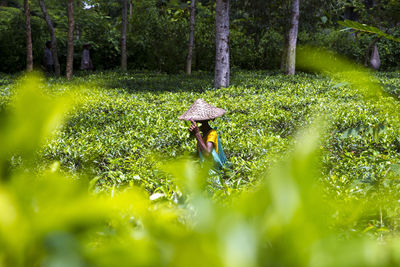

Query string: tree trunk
214 0 230 89
129 0 132 19
121 0 128 71
285 0 300 75
370 43 381 70
24 0 33 72
364 38 379 68
66 0 74 79
39 0 60 76
186 0 196 75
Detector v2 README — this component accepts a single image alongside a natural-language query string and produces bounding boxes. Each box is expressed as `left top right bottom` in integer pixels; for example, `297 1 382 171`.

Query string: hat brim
179 99 226 121
178 111 225 121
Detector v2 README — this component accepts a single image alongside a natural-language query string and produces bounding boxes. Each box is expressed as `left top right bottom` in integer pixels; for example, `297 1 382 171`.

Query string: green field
37 71 400 195
2 71 400 197
2 70 400 266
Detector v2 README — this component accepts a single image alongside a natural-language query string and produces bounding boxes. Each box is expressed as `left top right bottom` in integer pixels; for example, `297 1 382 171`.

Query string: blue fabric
216 134 227 165
198 129 227 169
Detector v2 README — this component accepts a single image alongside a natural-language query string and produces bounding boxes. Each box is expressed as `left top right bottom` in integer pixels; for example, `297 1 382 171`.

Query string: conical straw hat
179 99 226 121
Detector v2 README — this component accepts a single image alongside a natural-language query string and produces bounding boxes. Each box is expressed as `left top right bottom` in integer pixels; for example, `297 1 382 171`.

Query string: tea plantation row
1 71 400 203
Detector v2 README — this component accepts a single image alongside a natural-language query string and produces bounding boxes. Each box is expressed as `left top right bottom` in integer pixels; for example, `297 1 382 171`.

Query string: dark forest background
0 0 399 74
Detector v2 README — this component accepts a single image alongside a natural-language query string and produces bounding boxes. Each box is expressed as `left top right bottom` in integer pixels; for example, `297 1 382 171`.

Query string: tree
24 0 33 72
285 0 299 75
214 0 229 89
369 42 380 70
66 0 74 79
338 0 400 70
121 0 127 71
185 0 196 75
39 0 60 76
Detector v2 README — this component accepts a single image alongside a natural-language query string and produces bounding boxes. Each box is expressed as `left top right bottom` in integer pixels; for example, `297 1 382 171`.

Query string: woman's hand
188 119 213 155
189 119 200 135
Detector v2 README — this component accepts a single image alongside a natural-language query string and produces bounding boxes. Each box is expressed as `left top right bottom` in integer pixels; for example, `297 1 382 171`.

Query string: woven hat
179 99 226 121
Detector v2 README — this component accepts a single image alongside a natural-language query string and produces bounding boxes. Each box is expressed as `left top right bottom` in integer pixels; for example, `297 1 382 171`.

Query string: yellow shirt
202 129 218 154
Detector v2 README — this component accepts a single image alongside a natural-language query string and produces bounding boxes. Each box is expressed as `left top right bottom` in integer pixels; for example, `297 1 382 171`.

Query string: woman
179 99 227 168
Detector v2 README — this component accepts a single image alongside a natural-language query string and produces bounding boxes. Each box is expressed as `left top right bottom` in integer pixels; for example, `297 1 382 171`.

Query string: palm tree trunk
24 0 33 72
66 0 74 79
214 0 230 89
186 0 196 75
39 0 60 76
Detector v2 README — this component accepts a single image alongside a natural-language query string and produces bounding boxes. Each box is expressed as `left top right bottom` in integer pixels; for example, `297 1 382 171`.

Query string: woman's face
198 120 209 129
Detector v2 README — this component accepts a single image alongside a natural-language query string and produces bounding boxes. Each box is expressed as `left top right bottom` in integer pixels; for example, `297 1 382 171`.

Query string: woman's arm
189 120 214 155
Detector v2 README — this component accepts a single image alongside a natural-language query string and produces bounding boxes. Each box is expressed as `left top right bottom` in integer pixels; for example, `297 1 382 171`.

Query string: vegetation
1 64 400 203
31 69 398 203
1 65 400 266
1 0 400 74
1 0 400 266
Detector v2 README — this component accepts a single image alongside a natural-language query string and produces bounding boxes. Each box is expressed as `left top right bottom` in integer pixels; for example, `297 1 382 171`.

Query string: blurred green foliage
1 55 400 266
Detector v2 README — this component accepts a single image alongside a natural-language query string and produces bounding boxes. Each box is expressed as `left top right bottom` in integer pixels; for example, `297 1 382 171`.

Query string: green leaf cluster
1 70 400 266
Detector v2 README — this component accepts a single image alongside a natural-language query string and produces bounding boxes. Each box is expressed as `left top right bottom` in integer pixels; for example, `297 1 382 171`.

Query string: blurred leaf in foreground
0 73 71 177
338 20 400 42
297 46 384 99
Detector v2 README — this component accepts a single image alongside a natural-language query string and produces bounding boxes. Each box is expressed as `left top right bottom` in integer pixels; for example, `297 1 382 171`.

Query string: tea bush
2 72 400 266
1 70 400 202
1 60 400 265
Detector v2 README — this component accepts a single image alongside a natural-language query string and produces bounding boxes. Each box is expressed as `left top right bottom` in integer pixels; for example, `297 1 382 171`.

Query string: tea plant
1 71 400 266
1 70 400 203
